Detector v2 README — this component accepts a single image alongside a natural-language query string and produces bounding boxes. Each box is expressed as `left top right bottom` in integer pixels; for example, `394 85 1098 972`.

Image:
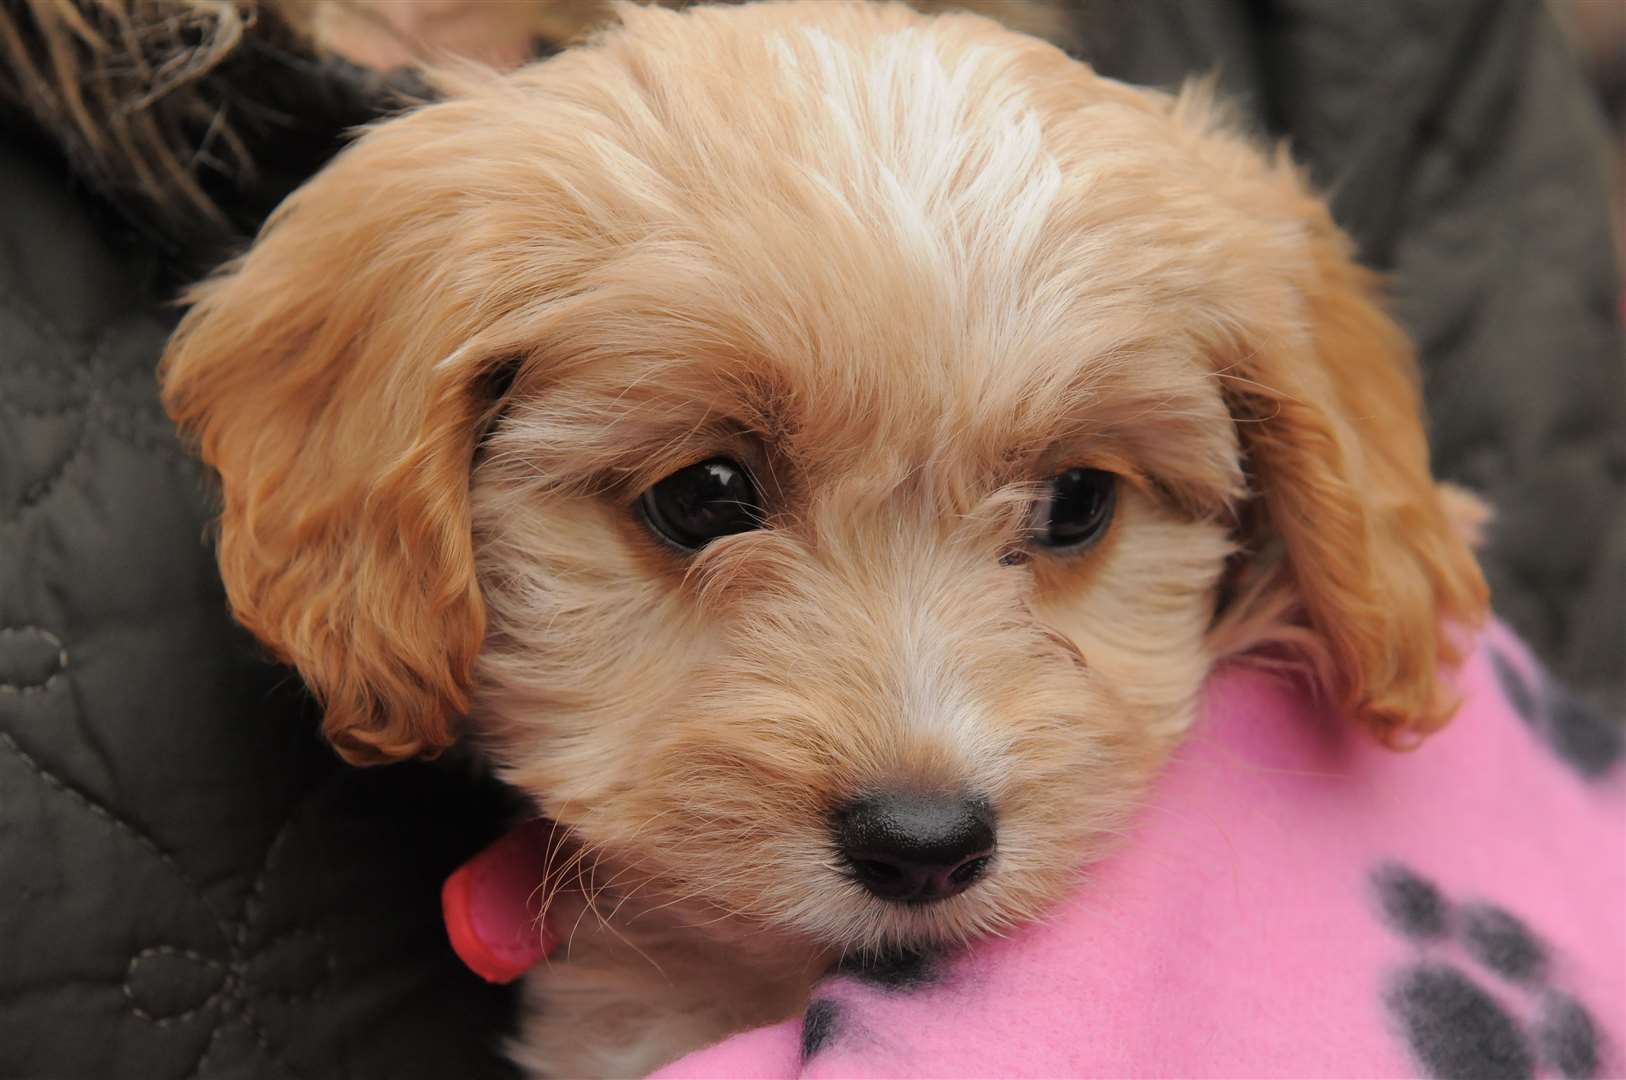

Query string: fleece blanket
450 624 1625 1078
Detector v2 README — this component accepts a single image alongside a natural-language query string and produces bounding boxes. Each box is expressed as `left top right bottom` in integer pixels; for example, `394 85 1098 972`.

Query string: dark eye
1029 468 1117 550
639 458 764 550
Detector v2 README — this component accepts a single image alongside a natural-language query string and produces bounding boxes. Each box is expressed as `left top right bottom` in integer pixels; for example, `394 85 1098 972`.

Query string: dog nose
834 793 995 903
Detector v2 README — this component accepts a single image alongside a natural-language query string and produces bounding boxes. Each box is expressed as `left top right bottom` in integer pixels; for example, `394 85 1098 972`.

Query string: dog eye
639 458 764 550
1029 468 1117 550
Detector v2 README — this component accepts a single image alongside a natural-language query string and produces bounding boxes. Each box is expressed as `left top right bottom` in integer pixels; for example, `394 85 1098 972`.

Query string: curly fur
161 2 1487 1074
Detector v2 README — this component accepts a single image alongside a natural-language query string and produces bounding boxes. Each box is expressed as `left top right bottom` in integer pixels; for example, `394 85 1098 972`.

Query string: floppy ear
1215 190 1489 746
161 111 518 765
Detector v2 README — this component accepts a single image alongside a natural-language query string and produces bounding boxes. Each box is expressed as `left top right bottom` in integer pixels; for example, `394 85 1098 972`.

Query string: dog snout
833 792 995 904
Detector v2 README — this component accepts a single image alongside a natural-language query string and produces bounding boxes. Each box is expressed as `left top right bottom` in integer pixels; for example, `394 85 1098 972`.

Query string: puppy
160 2 1488 1075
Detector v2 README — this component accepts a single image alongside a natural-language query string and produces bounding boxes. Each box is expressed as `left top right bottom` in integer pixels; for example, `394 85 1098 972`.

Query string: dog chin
855 902 1005 953
779 878 1027 958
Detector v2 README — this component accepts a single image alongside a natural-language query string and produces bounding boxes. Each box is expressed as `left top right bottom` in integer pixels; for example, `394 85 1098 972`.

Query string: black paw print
1372 863 1603 1080
833 945 939 991
799 947 942 1063
1487 648 1622 781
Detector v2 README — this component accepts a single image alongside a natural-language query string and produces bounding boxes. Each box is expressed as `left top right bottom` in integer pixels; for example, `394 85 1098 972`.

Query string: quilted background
2 1 1622 1078
0 141 519 1079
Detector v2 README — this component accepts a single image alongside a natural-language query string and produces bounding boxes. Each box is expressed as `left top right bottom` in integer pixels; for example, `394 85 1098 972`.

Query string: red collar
442 818 559 983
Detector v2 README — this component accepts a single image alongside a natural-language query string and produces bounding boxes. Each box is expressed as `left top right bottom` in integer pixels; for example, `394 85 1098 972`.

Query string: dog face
161 1 1485 952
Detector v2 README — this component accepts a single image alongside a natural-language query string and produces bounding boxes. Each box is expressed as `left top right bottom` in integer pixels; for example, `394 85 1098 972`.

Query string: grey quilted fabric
0 108 518 1080
2 2 1621 1079
1076 0 1626 715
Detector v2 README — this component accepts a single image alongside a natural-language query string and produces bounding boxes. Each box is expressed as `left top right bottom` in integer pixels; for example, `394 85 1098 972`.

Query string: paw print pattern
1372 863 1602 1080
800 998 842 1064
1487 648 1623 781
1387 964 1534 1079
799 947 941 1063
833 946 939 991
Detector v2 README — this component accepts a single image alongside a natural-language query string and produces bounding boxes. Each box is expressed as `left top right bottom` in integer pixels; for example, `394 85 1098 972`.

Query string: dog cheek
469 490 720 818
1035 503 1231 740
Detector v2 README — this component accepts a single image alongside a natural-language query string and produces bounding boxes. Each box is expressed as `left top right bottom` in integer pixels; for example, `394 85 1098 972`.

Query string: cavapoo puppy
161 1 1487 1074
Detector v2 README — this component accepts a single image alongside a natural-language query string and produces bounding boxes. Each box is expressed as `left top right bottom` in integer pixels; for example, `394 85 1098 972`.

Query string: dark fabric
0 60 520 1080
3 3 1621 1079
1075 0 1626 714
0 0 429 280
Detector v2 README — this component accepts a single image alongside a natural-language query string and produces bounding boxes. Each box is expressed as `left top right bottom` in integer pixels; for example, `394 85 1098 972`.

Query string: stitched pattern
237 929 336 1004
1 314 191 528
3 731 332 1076
16 405 93 511
238 807 299 955
93 401 196 466
191 1022 231 1079
6 398 89 420
189 1005 309 1080
123 947 229 1027
123 931 334 1037
132 798 333 1080
0 382 197 499
2 332 108 523
0 729 234 936
0 290 76 369
3 259 354 1080
3 677 338 1078
0 625 68 695
180 812 326 1080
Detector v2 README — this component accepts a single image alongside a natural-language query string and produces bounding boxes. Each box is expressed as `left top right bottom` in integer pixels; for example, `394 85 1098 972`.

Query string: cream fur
160 2 1488 1075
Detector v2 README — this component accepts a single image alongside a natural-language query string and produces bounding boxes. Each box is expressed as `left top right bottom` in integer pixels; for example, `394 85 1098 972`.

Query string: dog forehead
470 4 1292 497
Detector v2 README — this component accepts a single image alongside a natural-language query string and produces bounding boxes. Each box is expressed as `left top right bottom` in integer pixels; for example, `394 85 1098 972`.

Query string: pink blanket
650 625 1624 1079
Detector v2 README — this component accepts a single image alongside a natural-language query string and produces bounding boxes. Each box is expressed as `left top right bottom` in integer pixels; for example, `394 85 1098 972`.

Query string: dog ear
161 115 518 765
1214 190 1489 747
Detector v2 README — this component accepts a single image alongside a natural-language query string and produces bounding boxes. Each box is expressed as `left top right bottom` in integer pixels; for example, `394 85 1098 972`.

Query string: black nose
834 793 996 904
